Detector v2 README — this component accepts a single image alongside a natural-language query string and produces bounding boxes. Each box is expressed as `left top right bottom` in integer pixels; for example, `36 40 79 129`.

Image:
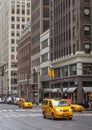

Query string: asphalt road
0 104 92 130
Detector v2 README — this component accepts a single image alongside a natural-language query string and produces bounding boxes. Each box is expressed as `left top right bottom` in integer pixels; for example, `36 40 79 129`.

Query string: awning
83 87 92 93
52 88 68 93
44 88 52 92
67 87 77 93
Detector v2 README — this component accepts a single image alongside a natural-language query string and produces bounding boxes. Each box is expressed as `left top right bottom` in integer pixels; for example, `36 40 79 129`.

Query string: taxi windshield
52 100 69 107
24 99 31 102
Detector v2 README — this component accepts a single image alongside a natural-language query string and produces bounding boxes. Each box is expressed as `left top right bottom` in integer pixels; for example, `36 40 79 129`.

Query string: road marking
0 109 41 112
0 113 42 119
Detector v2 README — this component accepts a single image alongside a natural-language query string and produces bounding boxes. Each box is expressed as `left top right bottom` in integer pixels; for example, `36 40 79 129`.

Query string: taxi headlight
55 108 60 112
69 108 72 112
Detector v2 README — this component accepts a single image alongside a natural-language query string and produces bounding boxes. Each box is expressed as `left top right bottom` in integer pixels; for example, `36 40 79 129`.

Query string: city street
0 104 92 130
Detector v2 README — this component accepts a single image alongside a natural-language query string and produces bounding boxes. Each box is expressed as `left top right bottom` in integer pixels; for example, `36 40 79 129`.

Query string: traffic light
48 69 54 77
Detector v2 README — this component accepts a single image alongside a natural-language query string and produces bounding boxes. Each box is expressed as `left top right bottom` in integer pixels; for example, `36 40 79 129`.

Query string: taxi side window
49 101 52 107
43 100 48 105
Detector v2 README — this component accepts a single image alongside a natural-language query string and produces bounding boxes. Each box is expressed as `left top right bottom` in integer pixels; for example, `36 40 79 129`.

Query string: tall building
0 0 31 97
40 29 50 99
17 22 31 99
49 0 92 103
31 0 49 102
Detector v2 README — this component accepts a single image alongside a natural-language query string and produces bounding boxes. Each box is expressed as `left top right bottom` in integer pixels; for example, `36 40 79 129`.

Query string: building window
62 66 68 77
42 53 48 62
16 24 20 29
84 8 90 17
83 63 92 75
16 17 20 22
27 9 30 15
43 0 49 5
43 7 49 17
41 39 48 49
73 44 75 54
11 39 15 44
42 67 48 75
11 16 15 21
11 47 15 52
11 55 15 60
84 25 91 35
11 24 15 29
16 31 20 37
17 2 20 7
11 8 15 14
22 17 25 22
27 17 30 22
72 9 76 21
84 0 90 2
84 43 91 54
54 68 60 78
72 0 75 6
11 31 15 36
70 64 77 76
22 9 25 15
73 26 76 38
11 78 17 84
17 9 20 14
22 24 25 29
27 3 30 7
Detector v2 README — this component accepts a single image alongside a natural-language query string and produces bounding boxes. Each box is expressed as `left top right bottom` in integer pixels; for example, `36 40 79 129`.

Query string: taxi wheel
51 113 55 120
43 112 46 118
71 107 75 112
69 117 72 120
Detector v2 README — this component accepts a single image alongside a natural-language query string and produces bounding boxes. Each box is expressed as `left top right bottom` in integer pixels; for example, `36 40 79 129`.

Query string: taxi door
47 101 53 117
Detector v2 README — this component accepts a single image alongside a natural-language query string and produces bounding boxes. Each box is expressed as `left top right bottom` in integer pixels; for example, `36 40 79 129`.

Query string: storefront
83 87 92 102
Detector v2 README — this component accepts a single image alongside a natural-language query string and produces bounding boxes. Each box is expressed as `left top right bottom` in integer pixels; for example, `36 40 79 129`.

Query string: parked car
6 97 14 104
18 98 33 108
14 97 20 105
42 98 73 120
0 98 4 103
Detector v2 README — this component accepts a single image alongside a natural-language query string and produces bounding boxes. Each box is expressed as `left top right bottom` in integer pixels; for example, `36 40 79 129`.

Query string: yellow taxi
42 98 73 120
62 99 85 112
18 98 33 108
70 104 85 112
